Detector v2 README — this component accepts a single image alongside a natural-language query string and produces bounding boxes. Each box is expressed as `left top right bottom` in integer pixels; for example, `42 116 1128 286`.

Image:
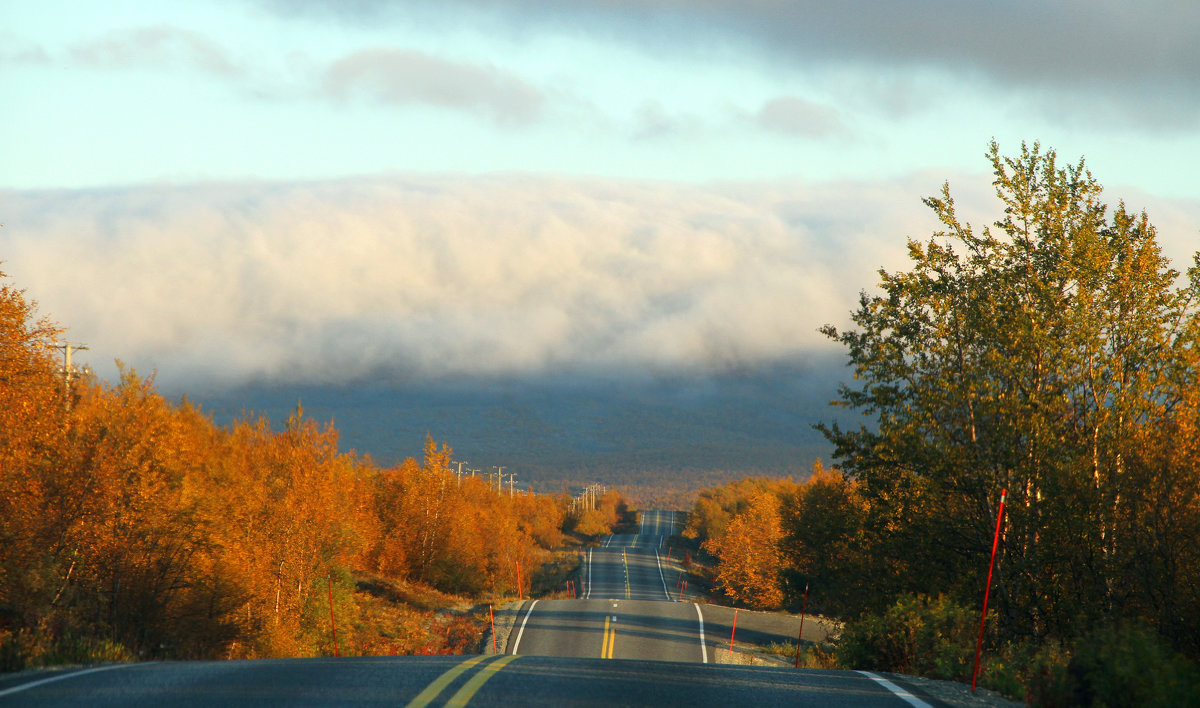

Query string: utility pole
495 466 506 494
53 342 89 384
52 342 89 412
453 461 467 486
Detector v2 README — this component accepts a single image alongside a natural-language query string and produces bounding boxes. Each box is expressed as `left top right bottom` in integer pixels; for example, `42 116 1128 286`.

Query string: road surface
509 508 708 663
0 656 941 706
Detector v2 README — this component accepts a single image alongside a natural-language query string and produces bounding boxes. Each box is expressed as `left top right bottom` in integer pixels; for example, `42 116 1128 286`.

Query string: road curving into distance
0 510 942 707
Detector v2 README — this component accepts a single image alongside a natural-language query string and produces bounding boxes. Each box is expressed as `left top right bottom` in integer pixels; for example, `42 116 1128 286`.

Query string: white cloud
69 26 244 77
754 96 846 138
0 176 920 388
321 48 544 125
4 172 1195 391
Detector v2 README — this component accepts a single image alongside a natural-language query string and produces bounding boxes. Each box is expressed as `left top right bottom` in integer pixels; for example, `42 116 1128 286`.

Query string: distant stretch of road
0 510 936 707
509 509 706 663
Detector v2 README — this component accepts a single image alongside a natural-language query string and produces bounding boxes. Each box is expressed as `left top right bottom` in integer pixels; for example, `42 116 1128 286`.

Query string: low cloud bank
4 174 1196 391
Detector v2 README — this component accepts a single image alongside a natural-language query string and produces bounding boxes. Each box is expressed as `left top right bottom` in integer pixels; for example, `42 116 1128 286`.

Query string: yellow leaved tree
703 490 785 609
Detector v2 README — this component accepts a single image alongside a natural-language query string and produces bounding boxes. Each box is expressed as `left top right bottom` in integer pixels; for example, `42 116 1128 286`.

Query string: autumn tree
0 265 629 665
684 477 799 544
202 407 371 657
703 491 785 609
0 269 70 636
778 461 872 616
820 141 1200 649
569 489 628 538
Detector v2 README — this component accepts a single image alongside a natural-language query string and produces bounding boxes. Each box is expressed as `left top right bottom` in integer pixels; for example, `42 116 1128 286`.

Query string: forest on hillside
0 279 628 668
688 143 1200 705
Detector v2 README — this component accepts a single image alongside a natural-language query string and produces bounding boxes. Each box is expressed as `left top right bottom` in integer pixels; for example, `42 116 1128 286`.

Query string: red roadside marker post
489 604 498 654
729 609 738 652
972 488 1007 693
794 582 809 668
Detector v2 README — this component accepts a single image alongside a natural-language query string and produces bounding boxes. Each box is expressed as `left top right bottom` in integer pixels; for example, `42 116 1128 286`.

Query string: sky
3 0 1200 392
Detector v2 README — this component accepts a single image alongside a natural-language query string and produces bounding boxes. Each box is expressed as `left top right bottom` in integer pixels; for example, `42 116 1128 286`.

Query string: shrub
0 629 132 671
977 625 1200 707
835 594 976 681
1061 623 1199 708
979 639 1070 705
797 642 840 669
43 635 132 666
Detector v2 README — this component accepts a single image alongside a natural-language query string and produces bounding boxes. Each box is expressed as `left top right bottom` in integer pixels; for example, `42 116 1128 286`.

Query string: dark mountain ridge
181 357 853 492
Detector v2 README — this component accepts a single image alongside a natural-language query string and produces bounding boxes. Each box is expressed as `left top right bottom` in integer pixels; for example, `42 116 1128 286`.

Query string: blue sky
3 0 1199 389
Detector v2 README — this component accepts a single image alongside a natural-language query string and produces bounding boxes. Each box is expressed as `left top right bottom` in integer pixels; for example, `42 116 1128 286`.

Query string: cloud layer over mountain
5 173 1197 391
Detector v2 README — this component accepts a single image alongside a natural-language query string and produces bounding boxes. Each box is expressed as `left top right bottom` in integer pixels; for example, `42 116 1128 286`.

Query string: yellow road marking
443 655 519 707
601 616 617 659
404 654 491 708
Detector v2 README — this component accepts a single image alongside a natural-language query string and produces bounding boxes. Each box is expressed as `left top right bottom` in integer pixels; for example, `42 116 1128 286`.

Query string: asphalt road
510 508 709 663
0 510 939 706
0 656 940 707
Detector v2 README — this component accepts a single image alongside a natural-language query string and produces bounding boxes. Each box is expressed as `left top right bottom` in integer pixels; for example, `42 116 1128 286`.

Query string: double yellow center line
405 654 519 708
601 615 616 659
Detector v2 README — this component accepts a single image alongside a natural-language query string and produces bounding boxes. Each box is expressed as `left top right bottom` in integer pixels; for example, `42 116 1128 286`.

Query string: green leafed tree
819 141 1200 649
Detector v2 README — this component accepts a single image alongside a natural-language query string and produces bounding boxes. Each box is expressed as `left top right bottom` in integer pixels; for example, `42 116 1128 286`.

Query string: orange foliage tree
703 491 786 609
0 267 574 667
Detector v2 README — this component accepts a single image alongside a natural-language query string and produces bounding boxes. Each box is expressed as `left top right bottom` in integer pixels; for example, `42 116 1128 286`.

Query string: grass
529 550 583 599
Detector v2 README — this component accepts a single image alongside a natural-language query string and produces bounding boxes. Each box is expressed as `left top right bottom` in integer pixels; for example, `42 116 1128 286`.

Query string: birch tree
820 141 1200 644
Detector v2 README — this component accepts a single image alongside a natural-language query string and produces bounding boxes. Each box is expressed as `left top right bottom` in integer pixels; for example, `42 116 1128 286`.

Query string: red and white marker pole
490 604 498 654
794 582 809 669
972 488 1007 693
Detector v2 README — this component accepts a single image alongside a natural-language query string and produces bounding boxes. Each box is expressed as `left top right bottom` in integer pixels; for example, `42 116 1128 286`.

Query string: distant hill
182 356 856 496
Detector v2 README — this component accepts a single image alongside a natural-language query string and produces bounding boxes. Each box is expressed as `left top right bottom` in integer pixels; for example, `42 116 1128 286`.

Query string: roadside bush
0 628 132 671
1059 623 1199 708
835 594 976 681
0 630 32 672
966 624 1200 707
43 635 133 666
795 642 840 669
978 639 1071 705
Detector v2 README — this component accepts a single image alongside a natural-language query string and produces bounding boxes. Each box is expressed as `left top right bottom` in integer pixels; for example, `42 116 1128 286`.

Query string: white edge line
693 603 708 664
510 599 539 655
0 664 130 698
653 548 670 600
855 671 933 708
585 548 593 599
